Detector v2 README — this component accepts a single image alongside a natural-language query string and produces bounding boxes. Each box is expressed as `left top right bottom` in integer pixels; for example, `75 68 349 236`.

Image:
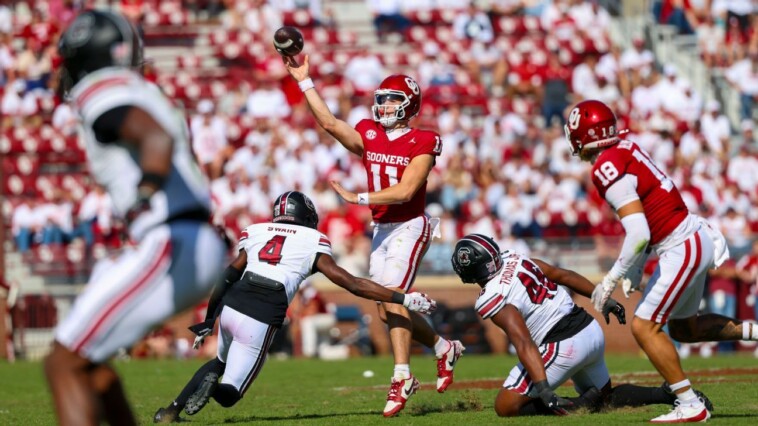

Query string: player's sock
393 364 411 379
743 322 758 340
675 388 700 406
213 383 242 408
173 358 226 409
610 384 675 407
434 338 451 358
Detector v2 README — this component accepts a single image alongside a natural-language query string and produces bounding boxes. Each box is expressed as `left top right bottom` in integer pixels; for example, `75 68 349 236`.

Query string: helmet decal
65 14 95 48
457 247 471 266
567 107 581 130
404 77 420 95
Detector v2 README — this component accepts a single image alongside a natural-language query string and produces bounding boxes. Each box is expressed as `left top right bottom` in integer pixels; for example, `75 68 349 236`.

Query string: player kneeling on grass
450 234 713 417
154 191 436 423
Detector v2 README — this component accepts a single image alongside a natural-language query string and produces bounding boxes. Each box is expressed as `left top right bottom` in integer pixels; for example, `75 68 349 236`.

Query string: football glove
403 292 437 314
591 274 620 313
534 380 573 416
602 298 626 325
621 265 643 298
189 319 215 350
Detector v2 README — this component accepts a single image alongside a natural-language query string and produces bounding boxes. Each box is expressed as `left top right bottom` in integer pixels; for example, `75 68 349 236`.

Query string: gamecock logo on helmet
457 247 471 266
404 77 420 95
567 107 581 130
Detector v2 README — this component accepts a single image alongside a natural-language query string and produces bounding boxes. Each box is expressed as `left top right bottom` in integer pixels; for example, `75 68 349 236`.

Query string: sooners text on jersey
475 251 574 346
355 119 442 223
591 140 688 245
237 222 332 303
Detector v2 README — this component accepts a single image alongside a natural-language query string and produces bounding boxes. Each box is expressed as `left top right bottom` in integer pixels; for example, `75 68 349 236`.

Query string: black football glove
534 380 573 415
602 298 626 325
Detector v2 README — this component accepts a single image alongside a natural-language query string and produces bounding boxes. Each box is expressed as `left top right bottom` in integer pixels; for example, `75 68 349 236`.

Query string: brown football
273 26 304 57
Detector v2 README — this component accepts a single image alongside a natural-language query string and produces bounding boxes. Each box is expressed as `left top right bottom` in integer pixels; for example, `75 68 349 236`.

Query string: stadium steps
3 244 45 294
324 0 378 46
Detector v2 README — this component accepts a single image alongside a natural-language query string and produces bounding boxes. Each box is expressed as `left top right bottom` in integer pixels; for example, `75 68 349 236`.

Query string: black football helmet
272 191 319 229
58 10 143 94
451 234 504 284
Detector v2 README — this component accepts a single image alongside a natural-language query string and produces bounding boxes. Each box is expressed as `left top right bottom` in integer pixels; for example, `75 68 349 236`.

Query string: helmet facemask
372 90 409 128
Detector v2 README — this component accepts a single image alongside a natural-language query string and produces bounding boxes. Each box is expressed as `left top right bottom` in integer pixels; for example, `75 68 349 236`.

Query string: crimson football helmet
372 74 422 128
564 99 620 157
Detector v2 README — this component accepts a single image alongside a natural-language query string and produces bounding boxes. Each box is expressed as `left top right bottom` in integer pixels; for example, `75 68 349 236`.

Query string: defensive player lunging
154 192 437 423
450 234 712 417
566 99 758 423
45 10 227 426
285 57 463 417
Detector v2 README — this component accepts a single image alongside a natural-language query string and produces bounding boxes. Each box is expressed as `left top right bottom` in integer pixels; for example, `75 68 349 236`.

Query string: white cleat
383 376 420 417
650 400 710 423
436 340 465 393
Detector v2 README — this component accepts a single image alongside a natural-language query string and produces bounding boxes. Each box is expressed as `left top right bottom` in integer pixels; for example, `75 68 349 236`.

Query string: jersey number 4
517 260 557 304
258 235 286 265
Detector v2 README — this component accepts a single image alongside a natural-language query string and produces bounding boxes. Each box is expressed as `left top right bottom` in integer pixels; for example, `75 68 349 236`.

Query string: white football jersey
237 222 332 303
475 251 574 345
70 67 209 241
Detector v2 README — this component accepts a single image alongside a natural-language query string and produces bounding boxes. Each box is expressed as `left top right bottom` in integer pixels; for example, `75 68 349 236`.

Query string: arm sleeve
608 212 651 281
205 265 243 322
604 174 640 211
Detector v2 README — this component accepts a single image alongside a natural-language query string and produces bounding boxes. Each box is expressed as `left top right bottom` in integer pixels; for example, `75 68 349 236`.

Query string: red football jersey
591 140 688 245
355 119 442 223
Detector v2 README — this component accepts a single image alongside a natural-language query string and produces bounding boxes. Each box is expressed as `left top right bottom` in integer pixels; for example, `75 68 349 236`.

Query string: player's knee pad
213 383 241 407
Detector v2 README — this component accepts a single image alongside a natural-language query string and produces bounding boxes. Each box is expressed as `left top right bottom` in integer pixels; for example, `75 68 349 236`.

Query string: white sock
393 364 411 379
676 389 699 406
669 379 691 392
434 338 451 358
742 322 758 340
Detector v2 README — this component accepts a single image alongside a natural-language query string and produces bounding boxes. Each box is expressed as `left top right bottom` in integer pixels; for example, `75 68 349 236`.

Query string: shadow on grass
405 390 484 416
217 411 383 423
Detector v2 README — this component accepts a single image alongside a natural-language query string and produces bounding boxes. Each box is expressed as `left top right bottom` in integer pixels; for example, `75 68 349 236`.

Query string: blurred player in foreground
566 99 758 423
285 55 463 417
154 191 436 423
44 10 227 426
450 234 712 417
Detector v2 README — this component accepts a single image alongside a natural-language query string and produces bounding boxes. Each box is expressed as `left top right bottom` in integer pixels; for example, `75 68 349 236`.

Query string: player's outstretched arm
315 253 435 313
331 154 434 205
532 259 594 298
283 55 364 156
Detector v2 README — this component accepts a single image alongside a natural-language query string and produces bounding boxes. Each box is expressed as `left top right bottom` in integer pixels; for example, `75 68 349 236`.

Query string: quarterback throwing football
285 56 462 417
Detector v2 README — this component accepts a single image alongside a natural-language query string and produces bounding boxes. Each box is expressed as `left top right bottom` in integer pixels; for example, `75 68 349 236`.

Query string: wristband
392 292 405 305
532 380 550 394
357 192 369 205
139 172 166 189
298 78 315 92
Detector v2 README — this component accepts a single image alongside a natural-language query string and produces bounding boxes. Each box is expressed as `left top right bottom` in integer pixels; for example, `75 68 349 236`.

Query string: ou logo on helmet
404 77 420 95
567 107 581 130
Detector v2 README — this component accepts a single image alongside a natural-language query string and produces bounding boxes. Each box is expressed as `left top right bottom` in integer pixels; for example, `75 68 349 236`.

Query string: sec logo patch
365 130 377 140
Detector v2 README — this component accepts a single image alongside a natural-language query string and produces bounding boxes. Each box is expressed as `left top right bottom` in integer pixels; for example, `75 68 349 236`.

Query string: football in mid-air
273 26 304 57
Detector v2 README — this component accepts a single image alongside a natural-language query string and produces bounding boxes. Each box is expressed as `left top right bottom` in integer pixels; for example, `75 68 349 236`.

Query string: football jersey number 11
370 163 398 191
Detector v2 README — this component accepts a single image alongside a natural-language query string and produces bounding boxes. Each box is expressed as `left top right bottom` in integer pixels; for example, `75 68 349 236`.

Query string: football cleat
650 400 710 423
383 376 420 417
153 406 183 423
184 372 218 416
436 340 465 393
661 383 714 412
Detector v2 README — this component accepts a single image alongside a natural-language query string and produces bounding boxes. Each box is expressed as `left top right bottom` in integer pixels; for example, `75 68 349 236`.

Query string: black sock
610 384 675 408
172 358 226 410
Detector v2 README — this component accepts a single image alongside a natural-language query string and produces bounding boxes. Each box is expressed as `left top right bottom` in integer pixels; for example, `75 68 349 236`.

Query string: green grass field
1 354 756 425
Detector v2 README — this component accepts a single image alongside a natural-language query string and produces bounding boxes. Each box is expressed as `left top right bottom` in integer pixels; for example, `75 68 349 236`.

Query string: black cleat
579 386 603 412
153 406 183 423
184 372 219 416
661 382 714 412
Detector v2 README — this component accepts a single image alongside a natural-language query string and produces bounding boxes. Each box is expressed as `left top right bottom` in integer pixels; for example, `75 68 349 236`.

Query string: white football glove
591 274 620 313
621 266 643 298
403 292 437 314
193 335 206 350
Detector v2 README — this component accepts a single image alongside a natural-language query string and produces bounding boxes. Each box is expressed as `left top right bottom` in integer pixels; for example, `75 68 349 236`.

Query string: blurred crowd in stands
1 1 758 335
